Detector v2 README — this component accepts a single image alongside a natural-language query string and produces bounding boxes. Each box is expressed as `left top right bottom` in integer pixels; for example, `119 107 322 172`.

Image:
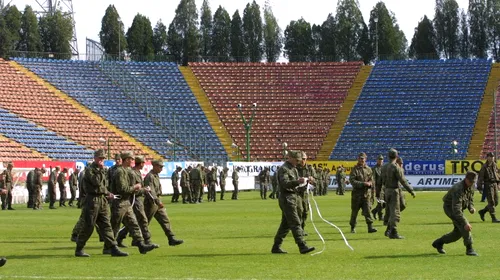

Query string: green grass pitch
0 191 498 279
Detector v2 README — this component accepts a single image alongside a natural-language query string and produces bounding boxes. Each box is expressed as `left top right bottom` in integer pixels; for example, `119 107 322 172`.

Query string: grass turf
0 191 498 279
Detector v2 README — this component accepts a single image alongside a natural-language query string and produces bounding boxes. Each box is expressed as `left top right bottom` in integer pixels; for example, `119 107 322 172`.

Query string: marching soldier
371 155 384 220
381 149 416 239
232 167 240 200
0 163 14 210
108 151 156 254
74 149 128 257
220 167 228 200
48 166 60 209
207 167 218 202
432 171 478 256
26 168 36 208
68 168 79 207
58 168 68 207
144 160 184 246
181 166 192 204
349 153 376 234
171 166 181 203
477 152 500 223
271 150 315 254
258 167 271 200
296 151 316 233
33 168 45 210
190 164 202 203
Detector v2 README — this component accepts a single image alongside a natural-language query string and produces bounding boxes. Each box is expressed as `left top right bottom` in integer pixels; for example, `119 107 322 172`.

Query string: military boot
110 246 129 257
145 239 160 248
389 229 404 239
384 226 391 237
75 246 90 257
491 214 500 223
298 242 315 254
367 224 377 233
0 257 6 267
432 238 446 254
478 208 486 221
350 227 356 233
168 236 184 246
466 245 478 256
138 242 156 254
371 209 377 220
271 244 287 254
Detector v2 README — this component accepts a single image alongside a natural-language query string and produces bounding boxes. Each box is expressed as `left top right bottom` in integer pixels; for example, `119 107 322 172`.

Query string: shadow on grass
6 254 72 260
170 253 269 257
29 245 102 251
364 253 437 259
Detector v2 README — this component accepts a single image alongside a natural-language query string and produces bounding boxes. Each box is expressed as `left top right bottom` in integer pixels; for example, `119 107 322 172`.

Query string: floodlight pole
237 103 257 162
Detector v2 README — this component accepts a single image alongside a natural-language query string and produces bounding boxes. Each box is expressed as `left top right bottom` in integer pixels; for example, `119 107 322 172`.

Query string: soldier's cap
134 156 145 164
388 148 398 158
176 165 182 170
288 150 303 160
94 149 106 158
465 171 477 181
377 155 384 160
358 152 367 159
487 152 495 157
62 168 68 172
6 162 13 168
187 166 193 170
223 167 229 171
114 153 121 160
152 160 164 166
301 151 307 158
40 167 46 172
55 166 61 170
120 151 134 160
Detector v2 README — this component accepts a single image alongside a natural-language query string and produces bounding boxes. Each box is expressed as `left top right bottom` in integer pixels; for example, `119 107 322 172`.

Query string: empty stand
190 62 363 160
0 107 92 160
331 59 491 161
0 132 47 162
2 58 149 159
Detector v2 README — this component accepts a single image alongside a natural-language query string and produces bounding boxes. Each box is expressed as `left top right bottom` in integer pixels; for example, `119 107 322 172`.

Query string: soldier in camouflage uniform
69 168 79 207
336 166 347 195
190 164 202 203
0 163 14 210
58 168 68 207
220 167 228 200
322 168 330 195
477 152 500 223
371 155 384 220
74 149 128 257
349 153 377 234
296 151 316 234
232 167 240 200
144 160 184 245
432 171 478 256
269 172 278 199
271 150 315 255
108 154 122 191
33 168 45 210
181 166 192 204
116 156 157 248
207 167 218 202
47 166 60 209
171 166 182 203
380 149 416 239
258 167 271 199
26 168 36 209
108 151 156 254
315 167 323 196
200 166 208 203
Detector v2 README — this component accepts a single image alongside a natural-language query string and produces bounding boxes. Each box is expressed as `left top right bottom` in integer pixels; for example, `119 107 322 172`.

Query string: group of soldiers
70 150 183 257
176 164 239 203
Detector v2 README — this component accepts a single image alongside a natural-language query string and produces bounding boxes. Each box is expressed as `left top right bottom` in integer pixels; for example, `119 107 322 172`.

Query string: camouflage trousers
32 186 42 209
116 197 152 243
110 198 145 245
350 191 373 228
439 205 473 247
274 193 306 245
296 193 309 231
76 195 116 249
181 185 192 203
144 200 176 238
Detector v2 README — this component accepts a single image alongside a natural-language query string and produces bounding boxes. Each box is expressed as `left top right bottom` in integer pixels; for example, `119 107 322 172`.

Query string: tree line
2 0 500 63
0 3 73 59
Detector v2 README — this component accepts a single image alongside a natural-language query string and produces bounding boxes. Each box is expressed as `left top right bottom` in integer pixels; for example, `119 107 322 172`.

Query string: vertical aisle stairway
316 65 372 160
179 66 235 160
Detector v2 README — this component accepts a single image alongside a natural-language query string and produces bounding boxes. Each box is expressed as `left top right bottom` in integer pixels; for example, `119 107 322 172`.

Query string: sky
10 0 471 58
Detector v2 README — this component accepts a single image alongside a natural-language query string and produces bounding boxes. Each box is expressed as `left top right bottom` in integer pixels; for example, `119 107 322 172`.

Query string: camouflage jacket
443 180 474 227
83 162 109 196
350 163 373 197
477 161 500 191
380 162 414 194
278 161 300 194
